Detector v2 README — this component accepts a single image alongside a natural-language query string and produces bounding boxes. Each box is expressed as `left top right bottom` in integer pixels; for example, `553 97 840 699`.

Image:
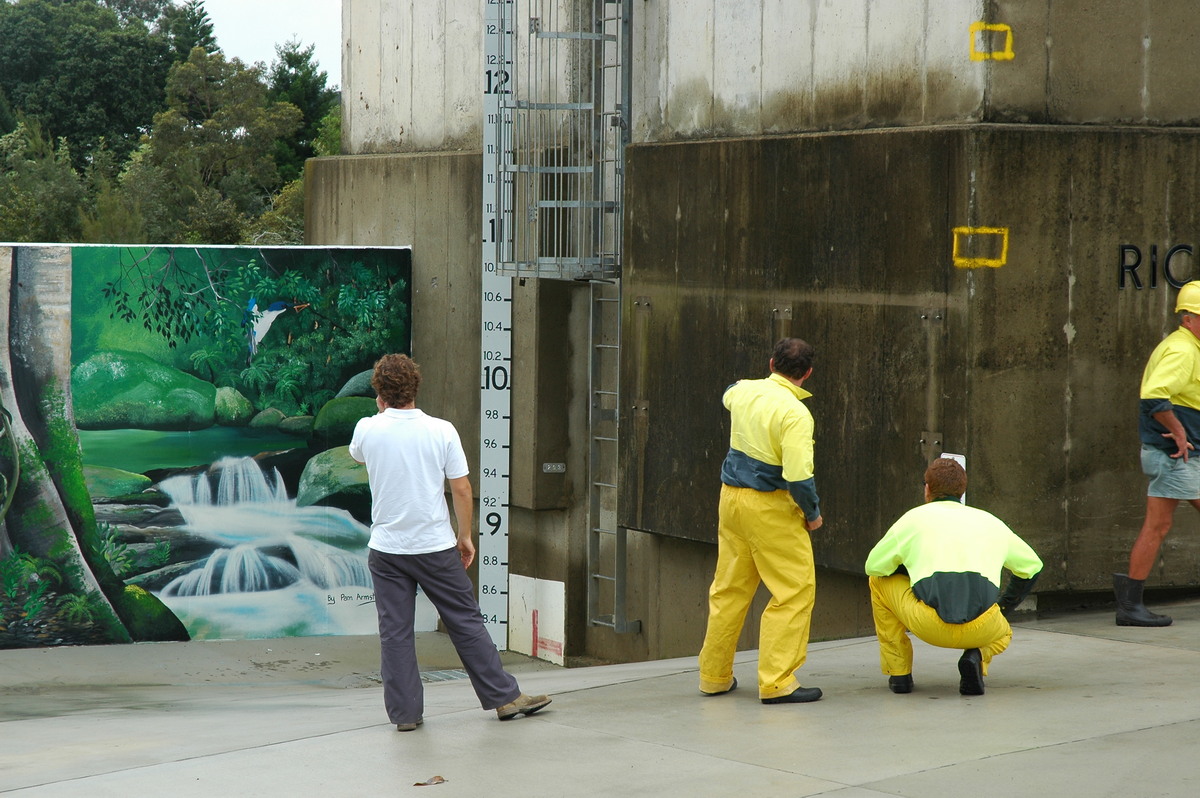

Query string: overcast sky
201 0 342 89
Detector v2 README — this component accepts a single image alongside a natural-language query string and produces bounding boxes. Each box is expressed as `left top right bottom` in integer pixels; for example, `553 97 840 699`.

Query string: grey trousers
368 547 521 724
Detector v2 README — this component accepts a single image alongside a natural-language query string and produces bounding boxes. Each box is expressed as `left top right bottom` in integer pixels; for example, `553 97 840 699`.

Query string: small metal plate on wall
920 431 943 464
772 302 793 339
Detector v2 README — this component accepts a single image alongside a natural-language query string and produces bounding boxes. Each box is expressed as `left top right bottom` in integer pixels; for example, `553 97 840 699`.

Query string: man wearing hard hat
1118 280 1200 626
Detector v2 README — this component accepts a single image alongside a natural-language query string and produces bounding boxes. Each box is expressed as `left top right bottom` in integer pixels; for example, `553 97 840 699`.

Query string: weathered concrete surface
621 125 1200 594
317 1 1200 666
306 149 876 663
305 152 609 654
989 0 1200 125
306 123 1200 661
341 1 1200 154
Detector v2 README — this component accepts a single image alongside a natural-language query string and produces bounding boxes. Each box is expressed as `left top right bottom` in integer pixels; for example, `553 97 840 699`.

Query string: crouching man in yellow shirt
864 458 1043 696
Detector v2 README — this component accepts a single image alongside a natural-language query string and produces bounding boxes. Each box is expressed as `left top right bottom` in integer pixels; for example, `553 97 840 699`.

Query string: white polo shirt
348 407 470 555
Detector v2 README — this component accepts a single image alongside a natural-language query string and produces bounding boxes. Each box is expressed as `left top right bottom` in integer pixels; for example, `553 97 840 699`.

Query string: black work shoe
701 677 737 696
761 686 822 704
958 649 984 695
888 675 914 694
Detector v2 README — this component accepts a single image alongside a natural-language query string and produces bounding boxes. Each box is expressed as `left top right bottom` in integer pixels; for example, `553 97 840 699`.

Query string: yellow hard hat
1177 281 1200 314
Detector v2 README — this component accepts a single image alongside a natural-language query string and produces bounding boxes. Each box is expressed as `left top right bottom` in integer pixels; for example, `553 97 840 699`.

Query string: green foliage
0 547 62 600
0 1 333 246
124 47 303 244
0 547 119 645
267 40 338 184
89 521 171 579
93 522 134 578
0 0 173 165
56 591 98 625
244 177 305 245
22 578 51 618
0 87 15 136
102 0 172 26
313 105 341 157
145 540 171 569
0 120 87 242
159 0 218 62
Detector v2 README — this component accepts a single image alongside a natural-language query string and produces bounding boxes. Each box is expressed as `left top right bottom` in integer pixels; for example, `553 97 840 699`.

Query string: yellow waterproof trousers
869 574 1012 677
698 485 815 700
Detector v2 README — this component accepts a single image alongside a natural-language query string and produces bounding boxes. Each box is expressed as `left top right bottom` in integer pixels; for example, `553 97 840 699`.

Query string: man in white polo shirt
349 353 550 731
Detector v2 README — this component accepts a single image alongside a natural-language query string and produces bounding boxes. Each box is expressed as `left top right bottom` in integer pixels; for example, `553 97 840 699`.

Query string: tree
0 0 173 165
101 0 171 25
313 104 341 157
267 40 338 183
0 121 86 242
119 48 302 243
79 147 149 244
157 0 219 62
0 88 15 137
244 177 305 246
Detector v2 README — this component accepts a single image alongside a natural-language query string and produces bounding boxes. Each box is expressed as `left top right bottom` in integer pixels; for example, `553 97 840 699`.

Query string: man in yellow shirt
1118 281 1200 626
698 338 825 704
865 458 1042 696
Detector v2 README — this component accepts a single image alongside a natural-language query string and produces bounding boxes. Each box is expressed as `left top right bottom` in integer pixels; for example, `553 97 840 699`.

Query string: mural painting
0 245 412 648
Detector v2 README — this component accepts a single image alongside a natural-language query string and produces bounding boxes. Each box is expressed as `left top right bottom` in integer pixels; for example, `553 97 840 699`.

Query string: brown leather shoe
496 693 552 720
396 718 423 732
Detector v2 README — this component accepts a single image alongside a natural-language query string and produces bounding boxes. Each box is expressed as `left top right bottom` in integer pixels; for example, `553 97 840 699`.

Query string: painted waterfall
58 244 424 644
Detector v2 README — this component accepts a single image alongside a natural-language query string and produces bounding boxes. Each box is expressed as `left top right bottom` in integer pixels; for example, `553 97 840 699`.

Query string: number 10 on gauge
478 351 510 647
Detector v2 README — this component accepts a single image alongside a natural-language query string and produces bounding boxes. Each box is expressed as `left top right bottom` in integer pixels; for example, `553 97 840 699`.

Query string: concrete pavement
2 602 1200 797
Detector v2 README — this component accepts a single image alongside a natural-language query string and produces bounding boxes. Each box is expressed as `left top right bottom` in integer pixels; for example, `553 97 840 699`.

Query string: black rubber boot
957 649 984 696
1113 573 1173 627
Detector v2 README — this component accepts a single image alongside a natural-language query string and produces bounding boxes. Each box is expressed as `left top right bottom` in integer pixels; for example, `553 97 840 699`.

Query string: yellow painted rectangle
952 226 1010 268
969 22 1014 61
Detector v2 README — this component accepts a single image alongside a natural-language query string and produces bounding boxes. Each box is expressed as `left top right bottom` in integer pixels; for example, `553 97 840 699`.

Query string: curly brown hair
924 457 967 501
372 354 421 408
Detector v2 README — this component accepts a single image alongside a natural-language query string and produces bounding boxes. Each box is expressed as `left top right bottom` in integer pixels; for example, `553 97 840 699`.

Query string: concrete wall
341 2 478 153
987 0 1200 125
620 125 1200 593
312 0 1200 662
304 151 873 662
342 0 1200 153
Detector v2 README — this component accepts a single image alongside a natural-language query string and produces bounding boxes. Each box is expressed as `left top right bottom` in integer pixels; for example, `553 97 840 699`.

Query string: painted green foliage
63 244 410 645
38 380 183 642
0 414 131 647
3 244 412 649
74 246 409 418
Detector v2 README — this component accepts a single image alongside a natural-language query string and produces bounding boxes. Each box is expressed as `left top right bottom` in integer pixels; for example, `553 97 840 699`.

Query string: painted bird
244 298 309 362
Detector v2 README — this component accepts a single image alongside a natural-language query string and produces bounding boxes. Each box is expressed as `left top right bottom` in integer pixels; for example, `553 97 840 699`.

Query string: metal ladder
493 0 637 633
586 277 639 632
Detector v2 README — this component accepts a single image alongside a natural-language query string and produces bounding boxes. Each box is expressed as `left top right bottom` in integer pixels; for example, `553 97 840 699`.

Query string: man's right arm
864 518 907 576
780 414 822 525
449 475 475 569
1152 407 1193 460
1142 346 1194 459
